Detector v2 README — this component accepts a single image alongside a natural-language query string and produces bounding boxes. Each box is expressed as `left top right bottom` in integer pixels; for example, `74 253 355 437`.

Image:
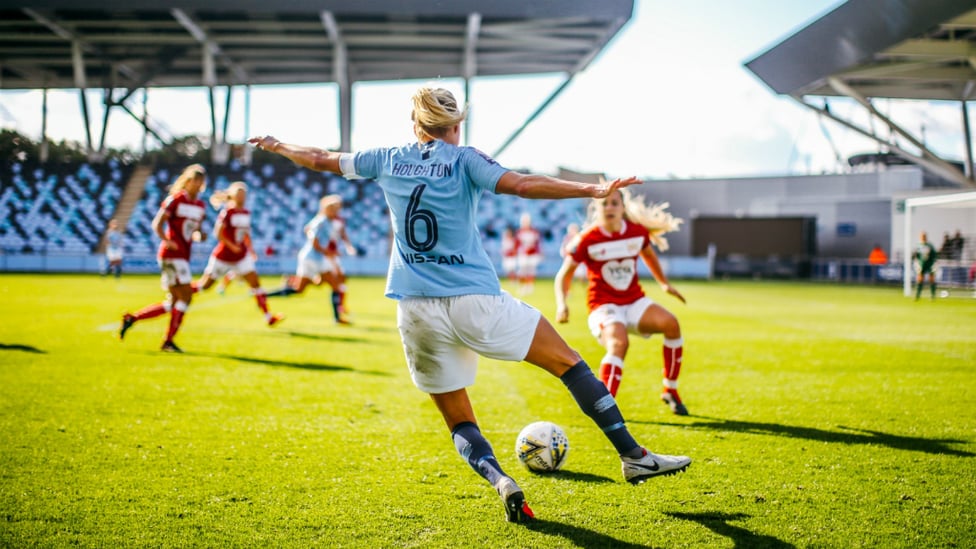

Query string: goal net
902 191 976 298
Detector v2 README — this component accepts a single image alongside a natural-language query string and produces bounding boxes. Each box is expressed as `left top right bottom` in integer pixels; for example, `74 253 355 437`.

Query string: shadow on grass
525 469 616 484
178 351 391 376
524 518 660 549
278 331 373 344
0 343 46 354
641 416 974 457
664 511 795 549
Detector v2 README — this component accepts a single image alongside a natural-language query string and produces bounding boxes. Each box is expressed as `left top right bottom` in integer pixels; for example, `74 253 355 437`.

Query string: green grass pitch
1 273 974 547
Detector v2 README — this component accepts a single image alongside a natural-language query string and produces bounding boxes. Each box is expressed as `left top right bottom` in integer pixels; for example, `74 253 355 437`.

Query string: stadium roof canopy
0 0 634 158
745 0 976 188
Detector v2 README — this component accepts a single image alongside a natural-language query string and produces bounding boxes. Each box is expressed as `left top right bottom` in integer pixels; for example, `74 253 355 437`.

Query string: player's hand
556 305 569 323
662 283 686 304
248 136 281 152
594 176 642 198
163 239 179 250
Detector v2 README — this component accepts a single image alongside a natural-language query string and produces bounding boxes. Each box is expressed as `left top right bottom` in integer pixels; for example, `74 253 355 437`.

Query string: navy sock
561 361 641 457
266 286 296 298
451 422 506 486
331 291 342 320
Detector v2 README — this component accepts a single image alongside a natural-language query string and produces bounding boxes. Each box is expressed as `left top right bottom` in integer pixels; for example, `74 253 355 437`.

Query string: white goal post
902 191 976 297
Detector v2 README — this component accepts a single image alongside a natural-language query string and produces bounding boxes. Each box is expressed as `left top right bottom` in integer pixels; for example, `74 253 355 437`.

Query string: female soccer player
499 226 517 282
914 231 938 300
249 85 690 523
103 218 124 278
119 164 208 352
267 194 356 324
514 212 542 294
555 189 689 414
193 181 284 327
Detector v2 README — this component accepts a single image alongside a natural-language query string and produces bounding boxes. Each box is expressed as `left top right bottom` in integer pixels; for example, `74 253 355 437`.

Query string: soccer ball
515 421 569 472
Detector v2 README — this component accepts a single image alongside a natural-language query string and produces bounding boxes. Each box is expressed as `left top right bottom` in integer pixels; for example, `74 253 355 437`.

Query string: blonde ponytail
411 86 468 139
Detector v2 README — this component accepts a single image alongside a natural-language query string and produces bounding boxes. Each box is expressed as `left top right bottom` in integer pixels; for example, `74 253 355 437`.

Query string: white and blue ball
515 421 569 472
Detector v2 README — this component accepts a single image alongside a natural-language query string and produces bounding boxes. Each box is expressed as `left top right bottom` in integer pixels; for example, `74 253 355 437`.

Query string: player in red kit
500 227 518 282
515 212 542 295
555 188 689 415
193 181 284 327
118 164 208 352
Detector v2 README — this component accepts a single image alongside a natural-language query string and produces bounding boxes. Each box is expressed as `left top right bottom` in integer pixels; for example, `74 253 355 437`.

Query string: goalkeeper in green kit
914 231 938 300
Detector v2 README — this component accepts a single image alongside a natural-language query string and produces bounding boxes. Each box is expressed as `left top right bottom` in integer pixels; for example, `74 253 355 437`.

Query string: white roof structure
0 1 634 157
745 0 976 189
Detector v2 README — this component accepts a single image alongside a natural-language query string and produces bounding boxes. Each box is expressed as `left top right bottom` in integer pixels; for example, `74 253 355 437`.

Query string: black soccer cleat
119 314 136 340
160 340 183 353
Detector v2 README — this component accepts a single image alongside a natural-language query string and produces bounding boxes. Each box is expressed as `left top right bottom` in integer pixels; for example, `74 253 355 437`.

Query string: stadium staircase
97 162 153 253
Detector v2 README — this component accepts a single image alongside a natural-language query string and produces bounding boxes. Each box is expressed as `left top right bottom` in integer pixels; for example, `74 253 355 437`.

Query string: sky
0 0 968 180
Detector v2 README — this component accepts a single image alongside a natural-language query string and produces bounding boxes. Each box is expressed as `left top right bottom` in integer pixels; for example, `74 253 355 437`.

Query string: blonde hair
319 194 342 213
411 86 468 139
209 181 247 209
170 163 207 196
587 187 683 251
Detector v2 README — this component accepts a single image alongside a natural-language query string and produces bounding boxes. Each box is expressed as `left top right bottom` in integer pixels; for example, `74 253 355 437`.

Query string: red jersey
570 220 649 312
324 216 346 256
213 206 251 262
516 227 541 255
157 191 206 261
501 232 517 258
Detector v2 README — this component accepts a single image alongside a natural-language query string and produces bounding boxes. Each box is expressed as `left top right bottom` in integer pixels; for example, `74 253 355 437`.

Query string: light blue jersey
352 140 509 299
298 214 330 262
106 230 122 249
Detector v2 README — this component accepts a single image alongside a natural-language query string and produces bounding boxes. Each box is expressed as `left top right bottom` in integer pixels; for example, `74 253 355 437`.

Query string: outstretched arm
495 172 642 200
640 245 686 304
554 255 579 323
249 136 343 174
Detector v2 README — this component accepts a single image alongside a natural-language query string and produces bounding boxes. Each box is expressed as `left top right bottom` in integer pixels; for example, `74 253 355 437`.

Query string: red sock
253 290 269 314
133 302 167 321
599 355 624 397
165 301 188 341
662 337 683 381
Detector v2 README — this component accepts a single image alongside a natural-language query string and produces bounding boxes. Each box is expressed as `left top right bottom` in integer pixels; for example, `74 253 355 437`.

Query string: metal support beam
322 11 350 151
71 40 93 154
493 73 575 159
964 99 974 179
40 88 49 163
827 77 972 185
463 13 481 145
795 96 975 188
963 81 975 179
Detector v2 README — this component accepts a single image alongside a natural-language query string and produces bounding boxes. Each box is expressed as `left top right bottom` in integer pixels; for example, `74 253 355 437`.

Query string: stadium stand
0 160 129 254
124 161 588 266
1 159 587 275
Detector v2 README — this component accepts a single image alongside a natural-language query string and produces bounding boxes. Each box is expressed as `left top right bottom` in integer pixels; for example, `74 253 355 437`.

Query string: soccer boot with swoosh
621 448 691 485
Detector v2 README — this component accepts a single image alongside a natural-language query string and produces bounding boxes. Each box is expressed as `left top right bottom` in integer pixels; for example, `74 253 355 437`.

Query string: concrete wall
635 168 925 259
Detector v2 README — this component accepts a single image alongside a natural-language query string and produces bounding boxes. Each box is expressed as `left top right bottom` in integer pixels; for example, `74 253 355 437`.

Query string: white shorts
158 258 193 289
397 291 542 394
587 296 656 339
204 254 256 280
106 247 123 262
297 256 339 279
502 256 517 274
516 253 541 274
